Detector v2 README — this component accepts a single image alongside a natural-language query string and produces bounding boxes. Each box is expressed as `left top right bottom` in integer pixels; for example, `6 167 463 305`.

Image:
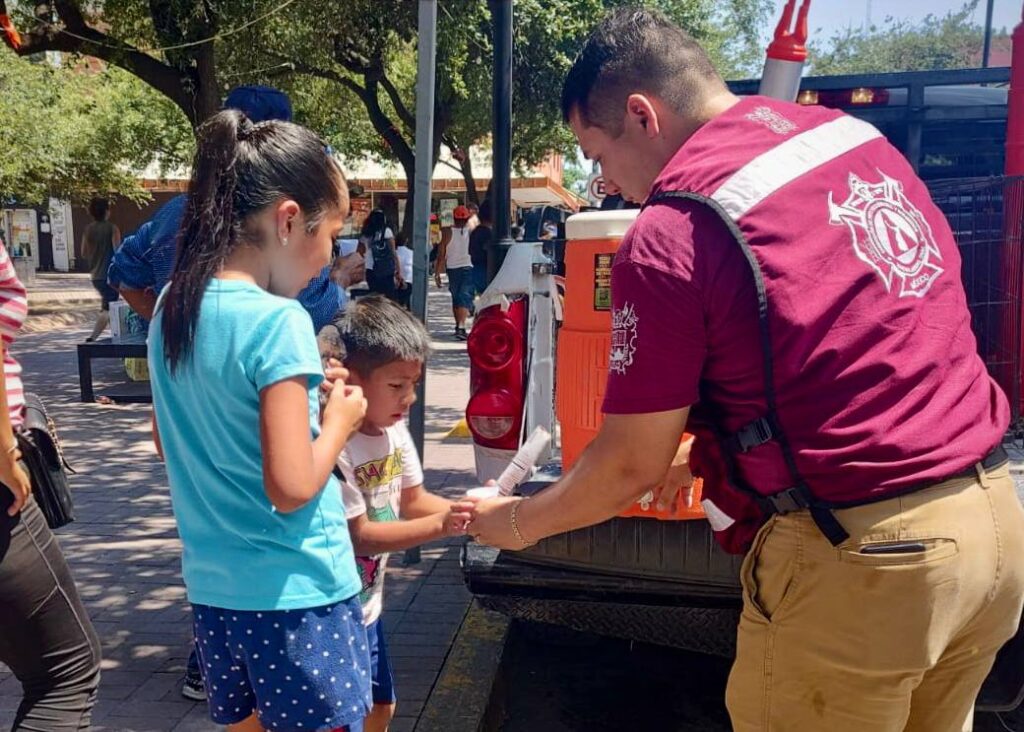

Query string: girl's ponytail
162 110 246 373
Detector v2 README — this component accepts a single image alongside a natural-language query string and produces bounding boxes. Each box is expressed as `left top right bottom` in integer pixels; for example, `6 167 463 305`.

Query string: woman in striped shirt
0 244 101 730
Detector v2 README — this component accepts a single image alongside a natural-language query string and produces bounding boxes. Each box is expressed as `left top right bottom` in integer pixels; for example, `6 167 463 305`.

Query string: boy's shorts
447 267 476 310
366 619 396 705
193 596 372 732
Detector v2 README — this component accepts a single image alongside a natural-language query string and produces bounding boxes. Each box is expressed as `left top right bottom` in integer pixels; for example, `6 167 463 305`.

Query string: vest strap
646 189 851 547
757 483 851 546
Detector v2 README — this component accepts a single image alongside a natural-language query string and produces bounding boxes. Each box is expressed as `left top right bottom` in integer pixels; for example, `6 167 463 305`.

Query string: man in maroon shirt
469 8 1024 731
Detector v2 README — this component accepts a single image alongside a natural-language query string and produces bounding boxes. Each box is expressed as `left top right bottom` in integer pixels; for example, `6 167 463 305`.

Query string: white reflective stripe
710 115 883 220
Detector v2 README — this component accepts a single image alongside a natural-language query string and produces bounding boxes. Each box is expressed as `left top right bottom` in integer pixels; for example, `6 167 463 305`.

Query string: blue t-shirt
148 278 360 611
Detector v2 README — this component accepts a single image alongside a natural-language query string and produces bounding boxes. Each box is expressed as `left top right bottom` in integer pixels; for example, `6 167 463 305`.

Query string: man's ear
626 93 661 139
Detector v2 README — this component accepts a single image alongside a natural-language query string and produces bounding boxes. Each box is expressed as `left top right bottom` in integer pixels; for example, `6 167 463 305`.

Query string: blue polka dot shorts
192 596 372 731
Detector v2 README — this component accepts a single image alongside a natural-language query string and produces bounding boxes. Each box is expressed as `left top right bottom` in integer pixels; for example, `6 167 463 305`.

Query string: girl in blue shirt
149 109 371 732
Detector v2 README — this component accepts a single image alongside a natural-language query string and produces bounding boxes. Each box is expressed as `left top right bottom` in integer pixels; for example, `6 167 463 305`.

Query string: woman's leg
0 497 101 731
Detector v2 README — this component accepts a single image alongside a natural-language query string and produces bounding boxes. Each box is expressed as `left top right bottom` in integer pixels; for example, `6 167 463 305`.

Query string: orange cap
453 205 471 220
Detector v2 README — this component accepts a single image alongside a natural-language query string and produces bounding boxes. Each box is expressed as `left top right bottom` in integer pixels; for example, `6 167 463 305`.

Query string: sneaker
181 667 207 701
455 327 468 341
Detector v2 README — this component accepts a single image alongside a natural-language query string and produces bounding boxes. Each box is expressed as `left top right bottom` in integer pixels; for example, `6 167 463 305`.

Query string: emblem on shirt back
745 106 797 135
610 302 638 375
828 171 943 298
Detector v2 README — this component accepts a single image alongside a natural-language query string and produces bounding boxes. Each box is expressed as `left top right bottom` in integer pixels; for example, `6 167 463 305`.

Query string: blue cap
223 85 293 123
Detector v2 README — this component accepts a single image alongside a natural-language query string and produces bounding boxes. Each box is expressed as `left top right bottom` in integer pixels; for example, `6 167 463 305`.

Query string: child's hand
320 358 350 396
442 501 475 536
324 378 367 435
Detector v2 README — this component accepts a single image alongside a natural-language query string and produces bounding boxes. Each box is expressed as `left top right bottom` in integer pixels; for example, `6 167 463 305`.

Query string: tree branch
281 56 416 178
1 0 197 125
378 72 415 132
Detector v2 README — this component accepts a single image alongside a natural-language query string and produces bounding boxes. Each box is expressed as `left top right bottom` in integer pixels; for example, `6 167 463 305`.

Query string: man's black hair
561 7 725 136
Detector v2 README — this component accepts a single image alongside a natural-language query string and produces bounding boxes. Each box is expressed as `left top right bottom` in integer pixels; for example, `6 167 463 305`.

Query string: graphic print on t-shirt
610 302 639 375
351 452 402 603
828 171 943 298
352 451 404 496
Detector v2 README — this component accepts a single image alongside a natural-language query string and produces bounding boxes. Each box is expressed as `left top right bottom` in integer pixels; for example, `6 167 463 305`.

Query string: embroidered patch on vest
828 171 943 298
744 106 797 135
610 302 638 375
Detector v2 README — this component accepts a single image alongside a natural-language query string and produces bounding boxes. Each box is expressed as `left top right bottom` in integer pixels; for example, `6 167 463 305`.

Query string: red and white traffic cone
758 0 812 102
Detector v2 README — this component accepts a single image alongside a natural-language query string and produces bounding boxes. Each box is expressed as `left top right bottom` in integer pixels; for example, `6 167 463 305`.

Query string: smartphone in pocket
859 541 928 555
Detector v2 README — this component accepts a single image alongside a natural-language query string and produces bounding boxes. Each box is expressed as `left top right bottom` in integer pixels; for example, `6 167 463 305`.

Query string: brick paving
0 288 477 731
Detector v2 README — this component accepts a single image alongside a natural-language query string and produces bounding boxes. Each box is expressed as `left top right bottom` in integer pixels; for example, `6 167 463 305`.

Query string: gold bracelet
510 498 536 547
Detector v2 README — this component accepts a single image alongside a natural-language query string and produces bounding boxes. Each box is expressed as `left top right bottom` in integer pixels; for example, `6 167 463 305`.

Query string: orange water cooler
558 210 704 520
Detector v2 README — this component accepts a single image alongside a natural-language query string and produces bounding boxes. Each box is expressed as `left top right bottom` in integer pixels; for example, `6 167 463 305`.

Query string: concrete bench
76 335 150 403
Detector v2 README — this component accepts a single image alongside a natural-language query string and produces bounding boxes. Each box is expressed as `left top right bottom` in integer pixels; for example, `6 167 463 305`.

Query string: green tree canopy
808 1 989 76
0 52 193 204
0 0 769 219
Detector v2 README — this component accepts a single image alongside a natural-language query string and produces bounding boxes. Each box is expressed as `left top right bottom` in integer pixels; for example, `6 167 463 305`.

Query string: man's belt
757 444 1009 547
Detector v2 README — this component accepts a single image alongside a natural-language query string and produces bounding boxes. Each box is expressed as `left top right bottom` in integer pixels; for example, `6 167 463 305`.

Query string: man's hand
466 496 528 550
0 448 30 516
650 436 695 512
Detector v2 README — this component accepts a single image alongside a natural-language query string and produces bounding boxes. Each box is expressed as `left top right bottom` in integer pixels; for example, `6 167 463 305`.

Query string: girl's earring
281 237 289 247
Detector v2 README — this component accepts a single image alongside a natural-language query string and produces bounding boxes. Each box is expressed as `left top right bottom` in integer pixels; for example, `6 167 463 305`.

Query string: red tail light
466 298 527 450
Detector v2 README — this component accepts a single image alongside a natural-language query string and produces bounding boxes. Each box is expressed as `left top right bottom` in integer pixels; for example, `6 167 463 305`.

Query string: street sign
587 174 606 207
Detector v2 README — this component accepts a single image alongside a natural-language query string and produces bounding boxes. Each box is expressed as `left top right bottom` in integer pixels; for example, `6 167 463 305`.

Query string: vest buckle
730 416 776 454
760 484 813 515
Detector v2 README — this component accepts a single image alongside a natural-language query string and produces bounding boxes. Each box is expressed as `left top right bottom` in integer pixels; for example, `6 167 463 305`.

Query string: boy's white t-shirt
339 421 424 626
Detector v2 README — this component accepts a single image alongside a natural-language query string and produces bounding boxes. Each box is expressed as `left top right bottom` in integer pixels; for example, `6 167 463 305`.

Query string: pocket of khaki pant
839 537 958 567
741 516 800 622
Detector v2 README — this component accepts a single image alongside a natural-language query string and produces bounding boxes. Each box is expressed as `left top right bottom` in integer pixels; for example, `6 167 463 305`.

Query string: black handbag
16 393 75 529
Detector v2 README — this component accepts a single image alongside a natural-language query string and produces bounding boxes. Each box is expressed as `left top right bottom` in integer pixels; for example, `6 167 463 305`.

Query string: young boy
332 296 471 732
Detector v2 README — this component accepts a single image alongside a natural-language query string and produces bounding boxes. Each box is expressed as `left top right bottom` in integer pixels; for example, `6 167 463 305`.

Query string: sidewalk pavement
27 271 100 308
0 287 478 732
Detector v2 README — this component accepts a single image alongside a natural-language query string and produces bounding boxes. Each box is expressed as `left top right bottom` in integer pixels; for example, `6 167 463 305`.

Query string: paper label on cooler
594 253 613 311
700 498 736 533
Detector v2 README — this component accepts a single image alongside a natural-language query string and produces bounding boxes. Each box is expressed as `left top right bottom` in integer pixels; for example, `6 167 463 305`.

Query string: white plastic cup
466 486 501 500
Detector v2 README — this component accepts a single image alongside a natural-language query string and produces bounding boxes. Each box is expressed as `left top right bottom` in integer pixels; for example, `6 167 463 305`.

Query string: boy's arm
400 484 452 519
347 510 457 556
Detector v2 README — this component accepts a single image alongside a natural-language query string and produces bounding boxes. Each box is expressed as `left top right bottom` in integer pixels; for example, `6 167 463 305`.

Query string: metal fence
930 175 1024 421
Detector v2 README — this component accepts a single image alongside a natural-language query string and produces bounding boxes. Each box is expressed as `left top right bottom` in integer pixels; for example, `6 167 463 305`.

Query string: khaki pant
726 463 1024 731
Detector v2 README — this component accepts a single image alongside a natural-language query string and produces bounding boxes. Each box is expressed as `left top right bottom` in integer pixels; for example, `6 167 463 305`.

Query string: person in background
0 241 102 730
394 237 413 310
149 109 372 732
434 205 475 340
428 214 442 277
466 202 480 233
81 197 121 342
468 199 493 296
359 209 402 301
107 86 345 333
